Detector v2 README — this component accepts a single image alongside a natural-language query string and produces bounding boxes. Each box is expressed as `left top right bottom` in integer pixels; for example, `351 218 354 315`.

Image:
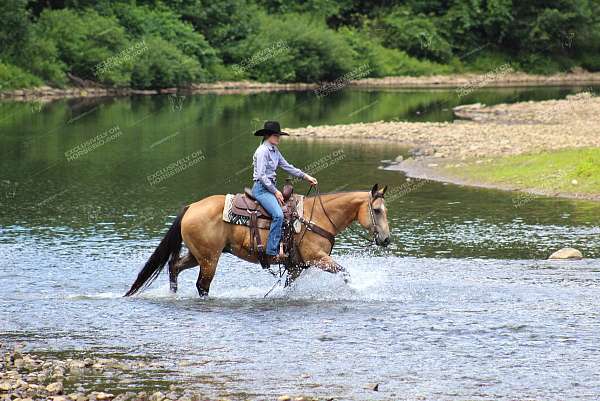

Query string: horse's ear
371 184 379 196
381 185 388 196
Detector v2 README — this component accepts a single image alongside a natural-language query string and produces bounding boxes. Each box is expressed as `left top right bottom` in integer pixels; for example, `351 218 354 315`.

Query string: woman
252 121 318 261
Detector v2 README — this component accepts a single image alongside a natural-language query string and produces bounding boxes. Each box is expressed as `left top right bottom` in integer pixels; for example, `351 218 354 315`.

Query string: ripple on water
2 245 600 400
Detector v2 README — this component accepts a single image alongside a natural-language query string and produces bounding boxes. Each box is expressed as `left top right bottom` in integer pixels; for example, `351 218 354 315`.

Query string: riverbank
0 345 318 401
2 71 600 102
0 82 316 102
288 92 600 201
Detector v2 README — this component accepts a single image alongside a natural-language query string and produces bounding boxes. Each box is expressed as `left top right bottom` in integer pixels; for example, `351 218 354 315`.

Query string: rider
252 121 318 261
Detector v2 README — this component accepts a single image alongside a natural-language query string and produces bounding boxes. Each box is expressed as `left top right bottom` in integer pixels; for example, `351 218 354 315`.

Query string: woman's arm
277 152 306 178
278 152 318 185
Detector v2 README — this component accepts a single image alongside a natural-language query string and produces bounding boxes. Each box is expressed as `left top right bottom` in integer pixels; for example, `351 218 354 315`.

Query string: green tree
0 0 31 60
231 13 358 82
33 9 131 84
130 36 206 89
375 7 453 62
162 0 260 63
112 4 219 67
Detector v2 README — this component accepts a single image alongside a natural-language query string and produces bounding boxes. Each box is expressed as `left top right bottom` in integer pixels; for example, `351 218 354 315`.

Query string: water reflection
2 88 600 260
2 85 600 399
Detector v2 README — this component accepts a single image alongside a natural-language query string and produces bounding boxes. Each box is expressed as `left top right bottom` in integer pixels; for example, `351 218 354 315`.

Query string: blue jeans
252 181 283 256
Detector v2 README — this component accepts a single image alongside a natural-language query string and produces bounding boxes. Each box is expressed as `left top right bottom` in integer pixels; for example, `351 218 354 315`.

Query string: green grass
445 148 600 196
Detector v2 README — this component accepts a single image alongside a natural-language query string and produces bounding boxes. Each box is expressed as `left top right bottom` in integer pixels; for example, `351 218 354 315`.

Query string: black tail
124 206 189 297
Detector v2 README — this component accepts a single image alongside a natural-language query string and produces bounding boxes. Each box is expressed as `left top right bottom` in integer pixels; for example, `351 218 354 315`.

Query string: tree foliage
1 0 600 90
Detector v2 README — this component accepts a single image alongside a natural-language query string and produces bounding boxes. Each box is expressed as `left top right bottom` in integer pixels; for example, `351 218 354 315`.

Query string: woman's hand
275 190 285 205
304 174 318 186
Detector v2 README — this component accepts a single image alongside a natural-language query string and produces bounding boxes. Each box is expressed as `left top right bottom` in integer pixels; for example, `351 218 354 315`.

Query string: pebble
149 391 164 401
46 382 64 394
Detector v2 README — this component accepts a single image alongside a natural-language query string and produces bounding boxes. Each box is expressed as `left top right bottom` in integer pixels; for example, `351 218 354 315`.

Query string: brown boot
268 244 288 264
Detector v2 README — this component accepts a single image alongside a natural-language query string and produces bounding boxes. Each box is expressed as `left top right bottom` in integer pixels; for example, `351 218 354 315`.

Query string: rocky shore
350 70 600 88
0 82 317 102
288 92 600 201
290 92 600 158
0 345 318 401
2 71 600 102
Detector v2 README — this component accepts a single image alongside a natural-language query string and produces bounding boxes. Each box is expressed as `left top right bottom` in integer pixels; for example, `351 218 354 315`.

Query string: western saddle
230 181 299 269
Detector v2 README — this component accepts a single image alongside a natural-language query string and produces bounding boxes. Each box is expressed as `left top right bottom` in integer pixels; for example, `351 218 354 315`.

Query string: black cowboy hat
253 120 289 136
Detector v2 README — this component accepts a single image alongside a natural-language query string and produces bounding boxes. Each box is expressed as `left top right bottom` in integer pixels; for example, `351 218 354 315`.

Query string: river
1 87 600 400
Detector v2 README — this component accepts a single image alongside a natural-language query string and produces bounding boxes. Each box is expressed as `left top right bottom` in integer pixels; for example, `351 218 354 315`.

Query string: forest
1 0 599 90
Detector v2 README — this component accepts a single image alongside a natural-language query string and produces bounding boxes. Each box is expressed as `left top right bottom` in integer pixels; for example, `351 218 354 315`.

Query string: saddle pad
223 194 304 233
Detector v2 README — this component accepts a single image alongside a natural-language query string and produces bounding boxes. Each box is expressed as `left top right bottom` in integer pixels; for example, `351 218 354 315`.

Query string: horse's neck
305 191 367 234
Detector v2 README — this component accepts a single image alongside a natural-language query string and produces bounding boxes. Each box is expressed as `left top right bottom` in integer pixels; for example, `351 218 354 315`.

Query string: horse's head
358 184 391 247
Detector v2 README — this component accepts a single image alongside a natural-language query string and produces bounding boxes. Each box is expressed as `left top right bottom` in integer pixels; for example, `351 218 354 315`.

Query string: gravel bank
288 92 600 201
0 345 319 401
289 92 600 160
350 70 600 88
3 71 600 101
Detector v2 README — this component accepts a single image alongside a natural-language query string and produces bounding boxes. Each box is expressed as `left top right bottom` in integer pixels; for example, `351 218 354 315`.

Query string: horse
124 184 391 297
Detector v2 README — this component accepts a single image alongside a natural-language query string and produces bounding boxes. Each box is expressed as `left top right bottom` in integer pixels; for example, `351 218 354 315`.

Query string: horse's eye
374 208 382 214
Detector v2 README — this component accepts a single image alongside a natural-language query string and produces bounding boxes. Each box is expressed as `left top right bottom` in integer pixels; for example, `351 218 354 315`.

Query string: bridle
366 191 385 242
298 185 384 249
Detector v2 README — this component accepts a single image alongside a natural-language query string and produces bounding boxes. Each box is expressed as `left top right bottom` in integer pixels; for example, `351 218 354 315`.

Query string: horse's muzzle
376 236 390 247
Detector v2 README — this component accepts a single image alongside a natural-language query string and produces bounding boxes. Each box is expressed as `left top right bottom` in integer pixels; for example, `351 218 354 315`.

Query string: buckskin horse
125 184 390 297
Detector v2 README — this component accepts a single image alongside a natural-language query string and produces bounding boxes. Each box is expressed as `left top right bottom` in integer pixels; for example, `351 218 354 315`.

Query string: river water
1 87 600 400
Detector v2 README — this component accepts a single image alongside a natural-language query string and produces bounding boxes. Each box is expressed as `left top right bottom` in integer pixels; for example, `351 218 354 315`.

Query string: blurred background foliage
1 0 599 90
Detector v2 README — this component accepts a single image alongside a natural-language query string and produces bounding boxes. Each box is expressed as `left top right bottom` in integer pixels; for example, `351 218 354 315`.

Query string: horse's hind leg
195 253 221 297
169 252 198 293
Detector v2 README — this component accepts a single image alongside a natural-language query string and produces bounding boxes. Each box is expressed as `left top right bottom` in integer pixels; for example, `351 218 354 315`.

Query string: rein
297 185 336 254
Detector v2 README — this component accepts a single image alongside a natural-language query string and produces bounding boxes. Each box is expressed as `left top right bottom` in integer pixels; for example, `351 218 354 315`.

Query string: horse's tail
124 205 190 297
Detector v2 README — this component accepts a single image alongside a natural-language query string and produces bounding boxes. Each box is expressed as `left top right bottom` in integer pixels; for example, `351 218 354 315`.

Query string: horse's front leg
309 253 350 284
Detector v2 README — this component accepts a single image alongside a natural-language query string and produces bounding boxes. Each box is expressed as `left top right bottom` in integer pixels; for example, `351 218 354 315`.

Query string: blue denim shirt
253 142 305 193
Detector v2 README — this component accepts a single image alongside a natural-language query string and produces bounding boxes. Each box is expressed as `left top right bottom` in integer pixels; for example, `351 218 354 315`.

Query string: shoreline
0 345 319 401
385 157 600 202
288 92 600 202
2 71 600 102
